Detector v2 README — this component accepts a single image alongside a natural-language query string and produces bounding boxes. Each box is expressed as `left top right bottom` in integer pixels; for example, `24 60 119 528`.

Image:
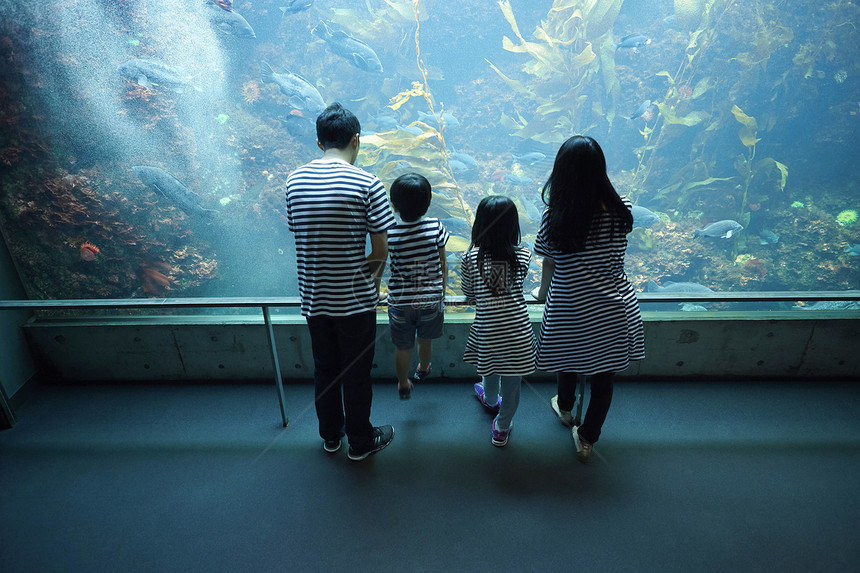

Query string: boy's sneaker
323 439 341 453
550 395 574 428
411 364 431 382
347 425 395 461
398 380 413 400
572 426 592 463
473 382 501 413
492 418 512 447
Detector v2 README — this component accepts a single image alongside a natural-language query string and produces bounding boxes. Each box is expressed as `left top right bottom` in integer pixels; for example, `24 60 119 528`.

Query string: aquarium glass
0 0 857 312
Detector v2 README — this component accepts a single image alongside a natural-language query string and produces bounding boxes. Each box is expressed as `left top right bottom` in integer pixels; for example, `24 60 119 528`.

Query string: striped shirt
387 218 449 307
534 198 645 374
461 246 536 376
285 158 396 317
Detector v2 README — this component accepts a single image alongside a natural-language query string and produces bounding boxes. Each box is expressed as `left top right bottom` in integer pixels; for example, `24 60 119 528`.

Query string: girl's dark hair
390 173 432 222
541 135 633 252
316 102 360 150
471 195 525 296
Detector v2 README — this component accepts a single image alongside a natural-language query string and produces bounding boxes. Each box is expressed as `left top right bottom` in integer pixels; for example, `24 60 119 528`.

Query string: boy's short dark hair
316 103 361 150
390 173 432 222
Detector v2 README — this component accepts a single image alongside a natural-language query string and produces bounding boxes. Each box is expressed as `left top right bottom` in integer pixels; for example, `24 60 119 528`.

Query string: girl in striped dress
533 135 645 463
461 196 536 447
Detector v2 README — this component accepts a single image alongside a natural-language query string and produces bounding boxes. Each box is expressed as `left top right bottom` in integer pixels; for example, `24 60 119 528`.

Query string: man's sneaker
572 426 592 463
323 439 341 453
412 364 431 382
347 425 395 461
492 418 512 447
550 395 574 428
473 382 501 413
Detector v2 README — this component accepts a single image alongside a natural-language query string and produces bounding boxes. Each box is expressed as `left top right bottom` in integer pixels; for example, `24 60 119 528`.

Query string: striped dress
461 246 536 376
534 199 645 375
285 158 396 317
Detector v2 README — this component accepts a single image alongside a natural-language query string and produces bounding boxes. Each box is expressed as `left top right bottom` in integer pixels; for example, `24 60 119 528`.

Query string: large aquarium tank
0 0 857 306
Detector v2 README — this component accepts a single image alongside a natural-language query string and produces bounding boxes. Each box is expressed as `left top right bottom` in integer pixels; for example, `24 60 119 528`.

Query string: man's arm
367 232 388 296
438 246 448 301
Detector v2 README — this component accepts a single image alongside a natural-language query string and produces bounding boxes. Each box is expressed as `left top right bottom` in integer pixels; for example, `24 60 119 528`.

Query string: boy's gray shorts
388 302 444 350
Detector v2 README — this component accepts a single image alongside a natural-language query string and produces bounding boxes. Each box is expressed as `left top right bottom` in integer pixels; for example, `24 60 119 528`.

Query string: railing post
262 306 289 427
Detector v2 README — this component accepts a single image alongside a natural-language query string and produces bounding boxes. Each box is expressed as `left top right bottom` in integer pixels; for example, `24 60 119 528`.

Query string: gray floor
1 379 859 572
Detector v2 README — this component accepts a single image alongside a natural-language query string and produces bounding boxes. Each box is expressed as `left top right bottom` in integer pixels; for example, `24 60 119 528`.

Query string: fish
283 114 315 137
132 166 218 217
501 173 533 186
440 217 472 239
280 0 314 16
759 229 780 245
369 113 398 131
646 280 714 293
694 220 743 239
450 151 477 170
511 152 547 165
398 124 423 136
418 110 460 128
260 62 326 115
631 205 660 227
630 100 652 120
448 160 469 173
311 20 383 73
614 34 651 53
844 244 860 256
679 303 708 311
794 301 860 311
118 58 197 92
207 2 256 38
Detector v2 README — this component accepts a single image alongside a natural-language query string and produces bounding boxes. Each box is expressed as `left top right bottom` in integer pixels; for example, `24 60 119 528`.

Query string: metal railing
2 291 859 427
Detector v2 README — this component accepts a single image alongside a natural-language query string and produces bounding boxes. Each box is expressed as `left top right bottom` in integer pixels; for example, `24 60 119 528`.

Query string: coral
241 80 261 105
836 210 857 227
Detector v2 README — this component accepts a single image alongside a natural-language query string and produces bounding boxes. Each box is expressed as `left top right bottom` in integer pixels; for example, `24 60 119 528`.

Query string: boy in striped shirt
285 103 396 461
386 173 450 399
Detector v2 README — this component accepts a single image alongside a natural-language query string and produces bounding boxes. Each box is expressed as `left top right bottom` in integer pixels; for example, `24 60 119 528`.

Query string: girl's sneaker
473 382 501 413
492 418 511 447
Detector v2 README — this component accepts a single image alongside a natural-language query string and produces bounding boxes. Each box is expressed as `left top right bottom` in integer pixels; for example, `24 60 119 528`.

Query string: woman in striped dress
461 196 536 447
533 135 645 462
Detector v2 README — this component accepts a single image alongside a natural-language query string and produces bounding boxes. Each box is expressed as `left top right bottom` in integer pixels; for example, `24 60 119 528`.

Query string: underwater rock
674 0 705 30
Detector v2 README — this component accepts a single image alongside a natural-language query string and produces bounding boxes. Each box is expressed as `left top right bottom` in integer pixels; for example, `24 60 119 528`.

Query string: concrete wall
22 311 860 382
0 230 36 401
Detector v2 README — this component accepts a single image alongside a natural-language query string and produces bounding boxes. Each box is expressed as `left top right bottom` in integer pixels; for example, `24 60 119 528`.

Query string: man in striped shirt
285 103 396 461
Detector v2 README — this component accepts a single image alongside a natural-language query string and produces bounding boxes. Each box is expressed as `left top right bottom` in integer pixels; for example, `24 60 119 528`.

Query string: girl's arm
532 256 555 302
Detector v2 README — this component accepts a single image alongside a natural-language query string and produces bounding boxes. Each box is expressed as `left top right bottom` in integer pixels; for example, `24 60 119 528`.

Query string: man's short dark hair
390 173 432 222
316 103 361 150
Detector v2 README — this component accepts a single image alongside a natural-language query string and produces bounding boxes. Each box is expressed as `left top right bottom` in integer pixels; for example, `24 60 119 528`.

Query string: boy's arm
438 246 448 301
532 256 555 302
367 232 388 296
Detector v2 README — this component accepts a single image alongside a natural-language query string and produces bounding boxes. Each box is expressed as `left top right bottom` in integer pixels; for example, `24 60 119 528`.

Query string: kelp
358 0 472 222
488 0 623 143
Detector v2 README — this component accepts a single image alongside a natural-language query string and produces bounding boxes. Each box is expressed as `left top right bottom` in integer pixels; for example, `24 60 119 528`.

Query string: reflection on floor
1 380 859 572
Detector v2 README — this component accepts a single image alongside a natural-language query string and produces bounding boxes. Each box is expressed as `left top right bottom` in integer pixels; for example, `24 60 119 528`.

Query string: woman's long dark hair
470 196 525 296
541 135 632 252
